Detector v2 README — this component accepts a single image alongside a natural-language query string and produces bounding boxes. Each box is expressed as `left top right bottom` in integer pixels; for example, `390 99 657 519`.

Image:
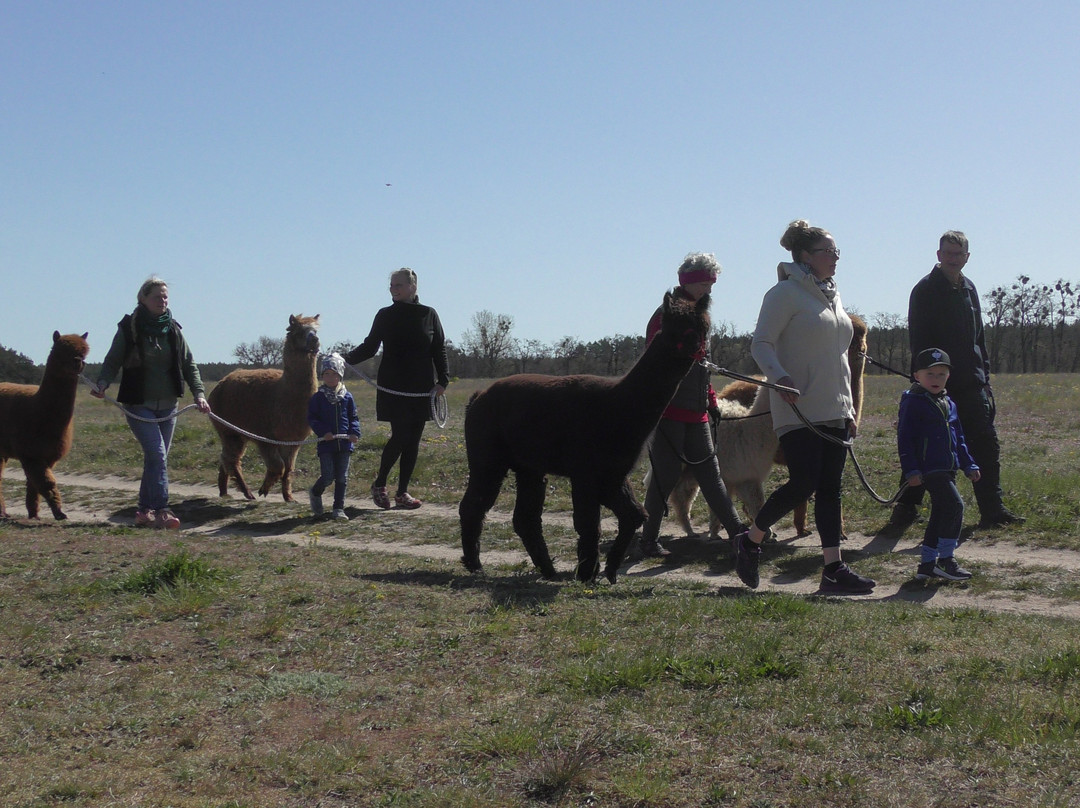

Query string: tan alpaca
208 314 320 501
667 314 867 538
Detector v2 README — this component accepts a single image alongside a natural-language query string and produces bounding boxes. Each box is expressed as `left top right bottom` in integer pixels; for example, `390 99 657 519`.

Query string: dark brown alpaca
459 292 711 583
0 332 90 519
667 313 868 538
208 314 320 501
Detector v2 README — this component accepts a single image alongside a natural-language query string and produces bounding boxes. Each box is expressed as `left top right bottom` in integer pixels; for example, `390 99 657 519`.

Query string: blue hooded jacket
307 385 361 456
897 384 979 480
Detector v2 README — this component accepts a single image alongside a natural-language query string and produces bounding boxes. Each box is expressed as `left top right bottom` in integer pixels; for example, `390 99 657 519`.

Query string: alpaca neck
35 363 78 421
615 335 697 438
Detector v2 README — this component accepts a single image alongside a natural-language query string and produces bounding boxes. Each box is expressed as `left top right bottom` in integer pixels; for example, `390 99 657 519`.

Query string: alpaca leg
21 460 64 520
0 458 7 518
793 500 810 537
278 446 301 502
602 479 647 584
570 483 602 582
458 466 506 573
255 443 286 499
513 471 557 579
668 468 700 537
218 434 254 499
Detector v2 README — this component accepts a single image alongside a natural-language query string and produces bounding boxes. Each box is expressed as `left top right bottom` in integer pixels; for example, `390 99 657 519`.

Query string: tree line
3 275 1078 384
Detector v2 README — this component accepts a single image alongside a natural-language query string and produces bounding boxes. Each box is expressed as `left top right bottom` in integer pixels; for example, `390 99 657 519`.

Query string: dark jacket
345 300 450 422
897 384 979 480
307 386 361 456
908 266 991 392
100 313 204 406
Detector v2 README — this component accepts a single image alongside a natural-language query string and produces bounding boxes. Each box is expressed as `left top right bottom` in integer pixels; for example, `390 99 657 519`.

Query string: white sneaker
332 508 349 521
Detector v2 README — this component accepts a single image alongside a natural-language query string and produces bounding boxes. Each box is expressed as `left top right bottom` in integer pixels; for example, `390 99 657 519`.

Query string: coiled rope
340 360 449 428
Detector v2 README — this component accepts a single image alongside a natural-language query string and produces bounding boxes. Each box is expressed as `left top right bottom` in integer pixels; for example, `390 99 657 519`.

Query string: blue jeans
125 405 177 511
312 450 351 510
920 470 964 550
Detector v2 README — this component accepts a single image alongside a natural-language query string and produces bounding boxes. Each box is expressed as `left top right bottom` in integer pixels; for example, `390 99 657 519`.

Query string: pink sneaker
371 485 392 510
134 509 155 527
394 492 422 510
154 509 181 530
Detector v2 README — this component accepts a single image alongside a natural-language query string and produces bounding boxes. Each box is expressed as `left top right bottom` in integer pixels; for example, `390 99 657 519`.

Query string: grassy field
1 372 1079 807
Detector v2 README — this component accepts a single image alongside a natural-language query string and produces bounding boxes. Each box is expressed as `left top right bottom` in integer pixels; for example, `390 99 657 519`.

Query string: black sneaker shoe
641 537 671 558
979 508 1025 528
915 561 936 580
888 503 919 529
733 531 761 589
933 557 972 581
820 563 875 595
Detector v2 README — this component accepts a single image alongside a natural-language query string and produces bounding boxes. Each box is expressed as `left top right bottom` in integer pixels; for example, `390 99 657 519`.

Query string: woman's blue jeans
125 406 177 511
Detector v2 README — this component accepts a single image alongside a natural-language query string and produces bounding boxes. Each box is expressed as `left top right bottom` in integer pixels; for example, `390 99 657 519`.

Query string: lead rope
79 373 347 446
340 360 448 428
699 360 908 506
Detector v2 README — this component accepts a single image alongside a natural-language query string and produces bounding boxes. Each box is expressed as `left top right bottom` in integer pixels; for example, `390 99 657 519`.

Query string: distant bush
0 343 40 384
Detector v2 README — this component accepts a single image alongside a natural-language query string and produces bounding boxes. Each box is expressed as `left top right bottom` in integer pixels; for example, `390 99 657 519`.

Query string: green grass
1 373 1079 805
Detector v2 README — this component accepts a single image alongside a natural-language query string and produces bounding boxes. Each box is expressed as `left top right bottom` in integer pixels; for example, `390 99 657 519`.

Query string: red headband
679 269 716 285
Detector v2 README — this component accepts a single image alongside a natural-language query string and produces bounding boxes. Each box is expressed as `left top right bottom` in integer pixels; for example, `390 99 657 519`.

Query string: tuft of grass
112 549 226 595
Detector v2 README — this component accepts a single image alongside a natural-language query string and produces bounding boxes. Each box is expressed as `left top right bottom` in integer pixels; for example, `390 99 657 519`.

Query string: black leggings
754 425 848 549
374 417 427 494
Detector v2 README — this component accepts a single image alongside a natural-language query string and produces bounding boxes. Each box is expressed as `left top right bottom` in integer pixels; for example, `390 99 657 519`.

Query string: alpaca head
285 314 321 356
49 331 90 376
660 291 711 361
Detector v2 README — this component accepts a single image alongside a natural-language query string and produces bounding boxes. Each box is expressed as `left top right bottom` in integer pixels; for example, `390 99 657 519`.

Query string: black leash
860 352 913 382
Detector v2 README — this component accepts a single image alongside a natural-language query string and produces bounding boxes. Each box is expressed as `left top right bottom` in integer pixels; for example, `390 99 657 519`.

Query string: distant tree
867 312 908 376
512 338 547 374
0 344 40 383
233 336 284 367
460 311 515 376
553 336 584 375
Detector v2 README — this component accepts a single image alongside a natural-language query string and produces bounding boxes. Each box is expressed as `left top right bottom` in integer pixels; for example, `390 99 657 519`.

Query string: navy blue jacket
897 384 979 480
307 386 361 456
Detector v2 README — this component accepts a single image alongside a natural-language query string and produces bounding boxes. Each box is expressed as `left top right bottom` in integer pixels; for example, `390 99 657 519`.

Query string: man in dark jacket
889 231 1024 530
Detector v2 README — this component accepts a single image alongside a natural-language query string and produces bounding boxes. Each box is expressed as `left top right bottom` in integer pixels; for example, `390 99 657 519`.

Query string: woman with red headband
639 252 746 558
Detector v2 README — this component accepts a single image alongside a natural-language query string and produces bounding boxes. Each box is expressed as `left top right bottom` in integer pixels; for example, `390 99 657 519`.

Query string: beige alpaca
208 314 320 501
667 314 867 538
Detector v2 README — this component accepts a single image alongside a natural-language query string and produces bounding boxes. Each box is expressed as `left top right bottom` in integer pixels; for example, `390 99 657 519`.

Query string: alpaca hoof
575 559 600 583
604 566 618 585
54 511 68 521
462 556 483 574
539 565 558 581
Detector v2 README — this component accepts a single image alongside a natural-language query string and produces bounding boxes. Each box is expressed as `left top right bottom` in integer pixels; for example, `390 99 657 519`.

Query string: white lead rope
80 374 340 447
340 360 448 428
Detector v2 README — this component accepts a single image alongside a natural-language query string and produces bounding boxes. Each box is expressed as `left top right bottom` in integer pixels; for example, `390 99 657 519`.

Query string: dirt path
9 471 1080 620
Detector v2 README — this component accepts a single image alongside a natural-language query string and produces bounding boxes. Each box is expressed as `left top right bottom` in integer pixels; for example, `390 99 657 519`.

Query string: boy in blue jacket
898 348 981 580
308 353 361 520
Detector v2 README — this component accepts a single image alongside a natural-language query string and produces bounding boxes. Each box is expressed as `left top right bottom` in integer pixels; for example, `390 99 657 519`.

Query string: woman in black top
345 268 449 509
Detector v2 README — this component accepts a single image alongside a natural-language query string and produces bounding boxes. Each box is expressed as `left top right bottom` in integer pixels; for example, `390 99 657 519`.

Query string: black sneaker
888 503 919 529
820 563 875 595
733 531 761 589
933 557 972 581
978 508 1025 528
641 537 671 558
915 561 936 580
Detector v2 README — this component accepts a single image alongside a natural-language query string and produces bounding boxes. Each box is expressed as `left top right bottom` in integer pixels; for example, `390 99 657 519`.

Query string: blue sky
3 1 1078 365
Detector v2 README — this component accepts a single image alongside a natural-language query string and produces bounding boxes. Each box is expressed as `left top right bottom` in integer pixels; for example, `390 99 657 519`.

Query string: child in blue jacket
897 348 981 580
308 353 361 520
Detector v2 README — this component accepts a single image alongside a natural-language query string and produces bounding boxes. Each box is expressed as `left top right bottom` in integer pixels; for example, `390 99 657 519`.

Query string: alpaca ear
81 332 89 340
289 315 299 327
53 331 61 343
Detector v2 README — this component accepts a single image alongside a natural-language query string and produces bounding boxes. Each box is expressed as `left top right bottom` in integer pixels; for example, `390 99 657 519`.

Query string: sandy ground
6 470 1080 620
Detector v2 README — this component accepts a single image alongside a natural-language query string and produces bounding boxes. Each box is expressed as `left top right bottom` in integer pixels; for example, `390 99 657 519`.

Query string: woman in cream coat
732 220 876 595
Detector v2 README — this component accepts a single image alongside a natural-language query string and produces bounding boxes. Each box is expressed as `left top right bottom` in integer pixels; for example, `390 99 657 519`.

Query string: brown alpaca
0 332 90 519
668 313 867 538
459 293 711 583
208 315 320 501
